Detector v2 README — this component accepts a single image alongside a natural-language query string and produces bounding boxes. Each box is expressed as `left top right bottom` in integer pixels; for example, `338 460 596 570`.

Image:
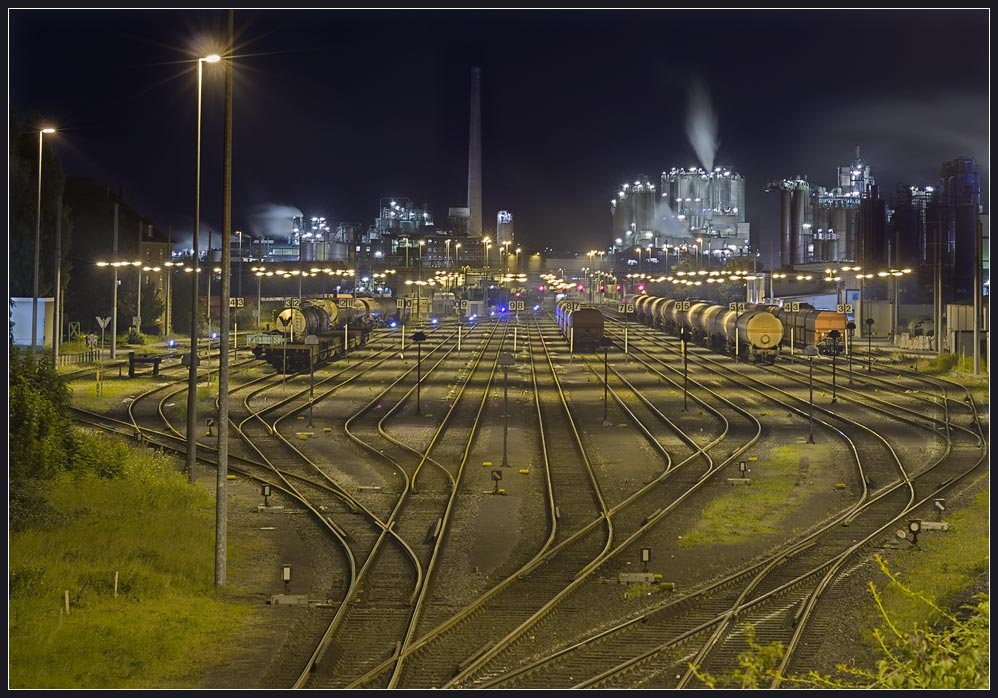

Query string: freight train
624 294 783 364
554 299 605 351
759 303 847 355
250 296 396 373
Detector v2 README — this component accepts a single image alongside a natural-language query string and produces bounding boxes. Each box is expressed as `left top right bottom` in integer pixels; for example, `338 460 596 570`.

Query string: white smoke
246 203 305 241
686 77 719 173
655 198 688 238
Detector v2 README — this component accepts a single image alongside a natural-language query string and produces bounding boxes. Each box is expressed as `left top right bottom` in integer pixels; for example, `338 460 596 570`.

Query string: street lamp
497 351 515 466
187 52 221 484
31 127 56 357
455 242 462 264
696 237 703 271
804 343 819 443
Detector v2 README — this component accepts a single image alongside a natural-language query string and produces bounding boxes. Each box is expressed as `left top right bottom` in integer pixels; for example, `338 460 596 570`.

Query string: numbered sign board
284 297 301 308
509 300 525 311
618 303 634 313
836 304 853 314
229 297 244 308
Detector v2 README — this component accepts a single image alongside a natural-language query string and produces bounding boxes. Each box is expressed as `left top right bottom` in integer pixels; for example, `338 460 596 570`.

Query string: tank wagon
555 299 605 351
250 296 393 373
760 303 846 355
624 293 783 363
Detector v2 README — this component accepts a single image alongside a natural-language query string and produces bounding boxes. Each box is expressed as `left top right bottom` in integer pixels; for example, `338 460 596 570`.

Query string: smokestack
467 66 483 238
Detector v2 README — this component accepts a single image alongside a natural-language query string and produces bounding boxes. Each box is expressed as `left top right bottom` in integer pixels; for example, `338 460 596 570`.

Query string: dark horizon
9 8 989 258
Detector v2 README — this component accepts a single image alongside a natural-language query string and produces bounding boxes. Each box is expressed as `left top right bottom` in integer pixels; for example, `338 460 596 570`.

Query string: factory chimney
467 66 483 238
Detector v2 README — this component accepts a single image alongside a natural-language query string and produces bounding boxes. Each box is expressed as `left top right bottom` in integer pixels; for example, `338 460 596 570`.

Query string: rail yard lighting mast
804 344 819 443
497 351 515 466
31 127 56 357
187 52 221 484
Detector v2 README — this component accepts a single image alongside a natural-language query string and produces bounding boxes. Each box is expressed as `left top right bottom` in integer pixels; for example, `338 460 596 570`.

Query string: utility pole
53 196 62 367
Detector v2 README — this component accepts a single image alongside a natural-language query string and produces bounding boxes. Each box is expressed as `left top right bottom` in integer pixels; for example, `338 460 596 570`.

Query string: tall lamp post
186 52 221 485
804 344 819 443
31 127 56 357
497 351 515 466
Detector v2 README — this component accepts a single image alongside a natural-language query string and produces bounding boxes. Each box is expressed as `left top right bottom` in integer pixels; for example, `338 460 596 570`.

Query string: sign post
828 329 841 403
680 327 691 411
497 351 515 466
305 335 319 427
865 317 875 371
413 331 427 415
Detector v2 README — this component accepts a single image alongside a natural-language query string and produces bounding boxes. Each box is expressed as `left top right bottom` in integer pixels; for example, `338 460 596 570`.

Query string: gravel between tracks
195 412 987 689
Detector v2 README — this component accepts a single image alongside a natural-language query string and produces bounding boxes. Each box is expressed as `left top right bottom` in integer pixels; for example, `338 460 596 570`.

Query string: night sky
9 8 990 259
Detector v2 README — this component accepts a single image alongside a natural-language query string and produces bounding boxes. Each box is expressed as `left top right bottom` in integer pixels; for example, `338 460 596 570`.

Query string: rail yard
66 306 988 689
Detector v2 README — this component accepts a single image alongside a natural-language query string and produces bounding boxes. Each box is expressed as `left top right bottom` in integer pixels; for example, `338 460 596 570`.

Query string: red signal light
616 285 622 291
578 285 584 291
599 285 605 292
538 285 545 292
637 284 645 291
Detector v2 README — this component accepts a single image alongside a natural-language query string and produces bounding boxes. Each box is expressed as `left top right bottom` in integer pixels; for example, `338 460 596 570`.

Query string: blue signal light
390 321 397 328
500 306 507 313
431 318 438 324
167 338 176 348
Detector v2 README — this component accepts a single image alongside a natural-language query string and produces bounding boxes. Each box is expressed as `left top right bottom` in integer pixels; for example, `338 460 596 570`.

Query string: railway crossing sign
284 297 301 308
229 297 245 308
618 303 634 314
96 316 111 329
509 300 525 311
729 302 746 312
836 304 853 314
277 315 291 329
676 301 691 311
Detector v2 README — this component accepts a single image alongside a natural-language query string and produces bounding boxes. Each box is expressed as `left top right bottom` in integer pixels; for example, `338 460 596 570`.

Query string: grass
861 483 989 643
8 444 256 688
66 375 220 415
679 445 802 547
